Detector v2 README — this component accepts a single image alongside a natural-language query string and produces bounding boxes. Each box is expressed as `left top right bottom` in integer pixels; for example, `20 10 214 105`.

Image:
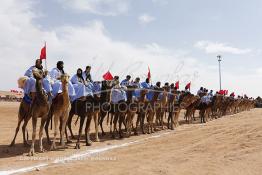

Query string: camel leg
61 111 69 148
140 112 146 134
67 111 75 140
99 112 106 136
118 114 124 138
134 113 140 135
39 117 47 152
75 116 85 149
50 114 59 150
28 117 37 156
93 112 100 142
22 117 31 146
85 115 92 146
112 113 118 138
10 117 23 147
44 115 51 145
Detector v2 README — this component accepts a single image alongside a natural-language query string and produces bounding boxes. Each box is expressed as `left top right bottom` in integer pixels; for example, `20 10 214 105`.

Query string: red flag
147 66 151 80
40 44 46 60
185 82 191 90
175 81 179 89
230 92 235 97
219 90 224 95
103 71 113 80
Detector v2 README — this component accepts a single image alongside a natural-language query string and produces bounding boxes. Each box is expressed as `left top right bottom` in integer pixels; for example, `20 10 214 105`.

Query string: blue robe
120 79 130 86
24 66 52 94
24 66 35 78
131 82 141 98
70 74 93 102
111 87 127 104
49 68 75 101
141 82 151 89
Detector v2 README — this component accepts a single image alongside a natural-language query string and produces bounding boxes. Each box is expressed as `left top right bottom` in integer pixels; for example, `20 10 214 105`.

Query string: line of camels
9 70 255 156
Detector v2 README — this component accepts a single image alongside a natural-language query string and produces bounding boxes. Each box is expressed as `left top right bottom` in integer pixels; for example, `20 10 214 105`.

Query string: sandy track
0 102 262 175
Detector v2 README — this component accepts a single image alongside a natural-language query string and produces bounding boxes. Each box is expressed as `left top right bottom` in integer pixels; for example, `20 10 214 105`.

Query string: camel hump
18 76 29 89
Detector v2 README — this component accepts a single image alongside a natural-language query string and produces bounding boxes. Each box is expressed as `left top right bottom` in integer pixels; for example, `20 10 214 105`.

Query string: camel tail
74 116 80 126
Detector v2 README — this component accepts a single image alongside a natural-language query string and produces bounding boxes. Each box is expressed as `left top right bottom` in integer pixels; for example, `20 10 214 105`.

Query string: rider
50 61 75 101
120 75 131 86
71 68 93 101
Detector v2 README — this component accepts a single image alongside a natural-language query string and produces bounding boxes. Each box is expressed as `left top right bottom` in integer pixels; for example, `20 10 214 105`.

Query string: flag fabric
175 81 179 89
219 90 225 95
230 92 235 97
40 44 46 60
103 71 113 80
185 82 191 90
147 66 151 80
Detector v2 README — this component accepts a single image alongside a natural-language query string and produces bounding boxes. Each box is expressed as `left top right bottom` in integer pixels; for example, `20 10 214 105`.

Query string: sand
0 102 262 175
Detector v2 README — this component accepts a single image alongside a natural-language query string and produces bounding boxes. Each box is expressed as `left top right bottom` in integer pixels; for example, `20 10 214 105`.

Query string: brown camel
141 87 161 134
125 86 138 137
50 74 71 150
28 70 50 156
168 91 197 129
134 89 148 135
10 77 32 147
155 87 169 130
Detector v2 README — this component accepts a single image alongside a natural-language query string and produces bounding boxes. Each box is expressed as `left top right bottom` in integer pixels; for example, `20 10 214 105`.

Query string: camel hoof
71 136 76 140
24 142 31 147
67 140 73 144
134 132 139 136
101 132 106 136
95 138 100 142
75 143 80 149
50 143 57 151
86 141 92 146
9 142 15 147
28 148 35 156
39 148 46 153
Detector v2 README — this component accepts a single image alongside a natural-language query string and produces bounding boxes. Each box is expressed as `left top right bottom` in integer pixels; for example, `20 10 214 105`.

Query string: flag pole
44 41 47 71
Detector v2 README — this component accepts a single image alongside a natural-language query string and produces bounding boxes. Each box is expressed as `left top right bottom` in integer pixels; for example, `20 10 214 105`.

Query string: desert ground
0 101 262 175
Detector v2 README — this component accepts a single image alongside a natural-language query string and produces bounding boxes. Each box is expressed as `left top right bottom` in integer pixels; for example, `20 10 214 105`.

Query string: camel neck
62 82 70 103
35 79 47 104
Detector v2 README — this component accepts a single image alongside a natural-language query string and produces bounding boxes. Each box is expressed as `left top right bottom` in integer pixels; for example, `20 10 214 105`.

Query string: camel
98 81 113 136
134 89 148 135
69 95 99 149
125 86 138 137
50 74 71 150
10 77 32 147
167 91 197 130
184 95 201 123
155 87 169 130
28 70 50 156
140 87 161 134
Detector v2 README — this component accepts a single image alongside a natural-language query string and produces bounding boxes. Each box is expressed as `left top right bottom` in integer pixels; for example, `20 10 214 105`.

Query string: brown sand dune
0 102 262 175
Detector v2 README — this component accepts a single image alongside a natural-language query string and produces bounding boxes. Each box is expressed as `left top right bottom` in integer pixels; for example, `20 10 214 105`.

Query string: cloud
0 0 261 97
57 0 130 16
151 0 168 6
138 14 156 25
194 41 252 54
0 0 199 93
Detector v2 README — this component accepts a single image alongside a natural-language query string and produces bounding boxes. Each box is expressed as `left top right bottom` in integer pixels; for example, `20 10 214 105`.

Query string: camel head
32 69 44 80
61 74 70 84
140 88 148 97
179 92 196 109
18 76 29 89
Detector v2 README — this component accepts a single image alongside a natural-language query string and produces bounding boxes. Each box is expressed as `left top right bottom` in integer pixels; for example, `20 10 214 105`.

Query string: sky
0 0 261 97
